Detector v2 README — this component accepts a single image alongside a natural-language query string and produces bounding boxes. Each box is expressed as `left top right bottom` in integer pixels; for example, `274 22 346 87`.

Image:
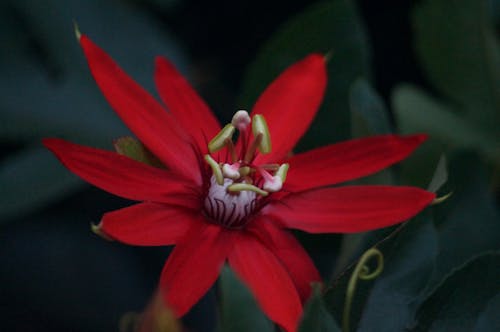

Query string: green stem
342 248 384 332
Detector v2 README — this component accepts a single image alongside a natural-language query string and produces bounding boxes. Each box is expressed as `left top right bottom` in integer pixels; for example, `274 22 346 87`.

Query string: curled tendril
342 248 384 332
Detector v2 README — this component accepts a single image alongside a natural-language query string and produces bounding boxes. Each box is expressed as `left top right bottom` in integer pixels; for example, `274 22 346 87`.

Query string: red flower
43 35 435 332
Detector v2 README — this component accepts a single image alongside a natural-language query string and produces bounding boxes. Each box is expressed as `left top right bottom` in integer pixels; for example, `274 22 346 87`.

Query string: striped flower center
202 110 289 229
203 176 257 228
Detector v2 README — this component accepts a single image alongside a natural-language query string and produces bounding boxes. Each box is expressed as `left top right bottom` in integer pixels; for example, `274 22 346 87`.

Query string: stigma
202 110 289 228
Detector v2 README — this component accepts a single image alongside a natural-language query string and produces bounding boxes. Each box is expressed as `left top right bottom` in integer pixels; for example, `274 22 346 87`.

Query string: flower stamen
208 123 235 153
204 154 224 185
252 114 271 154
228 183 268 196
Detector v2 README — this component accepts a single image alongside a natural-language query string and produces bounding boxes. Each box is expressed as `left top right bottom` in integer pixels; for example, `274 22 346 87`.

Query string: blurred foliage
239 0 370 148
0 0 499 331
0 0 186 221
395 0 500 187
217 266 273 332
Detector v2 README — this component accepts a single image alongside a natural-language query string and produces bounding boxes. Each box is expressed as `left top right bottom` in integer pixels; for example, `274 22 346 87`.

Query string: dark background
1 0 498 331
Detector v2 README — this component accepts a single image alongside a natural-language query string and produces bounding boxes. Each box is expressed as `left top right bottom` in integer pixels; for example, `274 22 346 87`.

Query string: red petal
249 218 321 302
100 202 197 246
285 134 427 191
79 35 200 184
251 54 327 164
228 232 302 332
160 222 231 317
154 57 221 152
43 138 200 208
264 186 435 233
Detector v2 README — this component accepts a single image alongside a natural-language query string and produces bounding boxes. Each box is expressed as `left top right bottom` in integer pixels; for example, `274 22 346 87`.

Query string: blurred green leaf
356 213 438 332
349 78 392 137
393 85 498 160
413 0 500 133
299 284 341 332
239 0 370 148
0 146 83 222
473 292 500 331
325 213 438 332
0 0 188 221
410 252 500 332
422 151 500 295
427 155 448 193
393 85 499 188
218 266 273 332
114 136 164 168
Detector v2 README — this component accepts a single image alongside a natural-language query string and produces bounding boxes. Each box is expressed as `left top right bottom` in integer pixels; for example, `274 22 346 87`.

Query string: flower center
203 176 257 228
202 110 289 229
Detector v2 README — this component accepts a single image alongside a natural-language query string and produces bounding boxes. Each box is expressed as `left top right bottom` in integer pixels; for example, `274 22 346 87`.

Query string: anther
275 163 289 183
252 114 271 154
232 110 251 131
208 124 235 153
239 166 251 177
227 183 268 196
204 154 224 185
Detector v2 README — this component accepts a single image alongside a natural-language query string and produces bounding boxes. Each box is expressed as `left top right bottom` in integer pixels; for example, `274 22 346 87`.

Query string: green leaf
427 155 448 193
299 284 341 332
217 266 273 332
473 292 500 332
393 85 499 187
393 85 498 160
114 137 164 168
0 0 188 221
349 78 392 137
413 0 500 133
239 0 370 148
324 213 438 332
410 252 500 331
422 151 500 295
356 213 438 332
0 146 83 222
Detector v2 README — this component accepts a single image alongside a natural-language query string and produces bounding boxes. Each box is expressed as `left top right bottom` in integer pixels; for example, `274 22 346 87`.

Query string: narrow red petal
154 57 221 152
249 218 321 302
228 232 302 332
100 203 198 246
43 138 200 208
285 134 427 191
160 222 231 317
79 35 200 183
251 54 327 164
264 186 435 233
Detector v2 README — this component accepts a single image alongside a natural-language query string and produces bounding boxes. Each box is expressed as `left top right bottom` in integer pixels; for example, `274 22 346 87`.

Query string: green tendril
342 248 384 332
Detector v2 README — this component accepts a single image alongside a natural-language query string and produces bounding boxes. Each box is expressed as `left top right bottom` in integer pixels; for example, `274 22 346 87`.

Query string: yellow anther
252 114 271 154
275 163 289 183
208 124 235 153
239 166 251 177
227 183 268 196
204 155 224 185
